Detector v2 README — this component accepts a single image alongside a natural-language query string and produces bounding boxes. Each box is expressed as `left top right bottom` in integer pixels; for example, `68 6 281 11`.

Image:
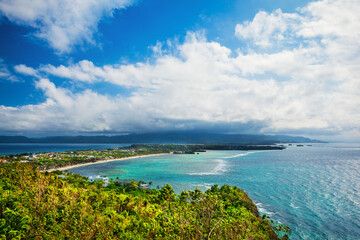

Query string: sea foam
188 159 227 175
221 152 254 159
255 201 275 216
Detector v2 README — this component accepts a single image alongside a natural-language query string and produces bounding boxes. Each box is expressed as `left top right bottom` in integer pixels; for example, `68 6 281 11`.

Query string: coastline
45 153 170 172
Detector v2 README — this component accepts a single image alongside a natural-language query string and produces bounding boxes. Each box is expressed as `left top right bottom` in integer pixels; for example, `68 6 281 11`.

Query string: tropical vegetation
0 162 291 239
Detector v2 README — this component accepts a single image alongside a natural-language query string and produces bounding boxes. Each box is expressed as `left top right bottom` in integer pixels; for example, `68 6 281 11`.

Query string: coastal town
1 145 162 170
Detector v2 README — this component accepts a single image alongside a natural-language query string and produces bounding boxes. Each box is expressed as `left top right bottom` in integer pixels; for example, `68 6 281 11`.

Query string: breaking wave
188 159 227 175
221 152 254 159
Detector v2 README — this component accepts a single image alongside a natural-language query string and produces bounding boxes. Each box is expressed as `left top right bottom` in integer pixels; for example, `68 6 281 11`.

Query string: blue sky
0 0 359 141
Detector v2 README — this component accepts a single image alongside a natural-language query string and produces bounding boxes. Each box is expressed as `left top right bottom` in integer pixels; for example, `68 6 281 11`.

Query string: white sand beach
45 153 170 172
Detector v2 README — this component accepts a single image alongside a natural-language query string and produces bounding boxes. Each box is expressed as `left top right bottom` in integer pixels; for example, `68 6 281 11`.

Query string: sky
0 0 359 141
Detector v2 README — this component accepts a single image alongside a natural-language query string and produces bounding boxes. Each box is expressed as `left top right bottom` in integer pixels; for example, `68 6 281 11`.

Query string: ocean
0 143 130 156
67 143 360 240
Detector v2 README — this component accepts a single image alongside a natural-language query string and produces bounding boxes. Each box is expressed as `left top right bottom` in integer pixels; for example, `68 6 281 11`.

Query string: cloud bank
0 0 133 53
1 0 360 140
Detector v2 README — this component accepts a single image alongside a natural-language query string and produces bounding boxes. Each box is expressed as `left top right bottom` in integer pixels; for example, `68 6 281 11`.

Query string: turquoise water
0 143 130 156
68 143 360 239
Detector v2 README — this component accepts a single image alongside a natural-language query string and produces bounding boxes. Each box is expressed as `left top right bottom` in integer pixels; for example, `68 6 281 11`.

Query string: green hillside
0 163 290 239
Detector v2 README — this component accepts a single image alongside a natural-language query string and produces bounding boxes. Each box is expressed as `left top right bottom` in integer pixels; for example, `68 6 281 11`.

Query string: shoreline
45 153 170 172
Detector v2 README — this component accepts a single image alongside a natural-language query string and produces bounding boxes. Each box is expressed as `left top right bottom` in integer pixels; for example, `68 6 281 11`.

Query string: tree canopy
0 162 290 239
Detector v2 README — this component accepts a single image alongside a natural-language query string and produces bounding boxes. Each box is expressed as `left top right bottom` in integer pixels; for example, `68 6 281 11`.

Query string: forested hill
0 132 323 144
0 162 291 239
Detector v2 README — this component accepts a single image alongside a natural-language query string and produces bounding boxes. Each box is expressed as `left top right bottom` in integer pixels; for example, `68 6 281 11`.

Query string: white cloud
0 77 169 133
235 0 360 53
0 0 134 53
235 9 300 48
39 61 100 83
2 0 360 139
0 59 20 82
298 0 360 39
14 64 38 77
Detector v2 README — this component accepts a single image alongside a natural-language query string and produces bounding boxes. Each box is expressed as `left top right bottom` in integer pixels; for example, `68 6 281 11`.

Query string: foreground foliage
0 163 290 239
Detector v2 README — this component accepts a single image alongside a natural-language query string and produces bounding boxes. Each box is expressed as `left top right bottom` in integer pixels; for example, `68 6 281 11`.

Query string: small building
139 184 150 189
89 175 109 187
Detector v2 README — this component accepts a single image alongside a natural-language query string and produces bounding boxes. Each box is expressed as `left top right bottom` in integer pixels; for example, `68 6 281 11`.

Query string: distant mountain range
0 131 324 145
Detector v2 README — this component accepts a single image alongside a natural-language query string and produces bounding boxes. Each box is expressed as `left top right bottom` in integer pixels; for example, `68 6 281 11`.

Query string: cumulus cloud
3 0 360 139
298 0 360 39
235 9 300 48
0 0 133 53
0 77 180 133
235 0 360 53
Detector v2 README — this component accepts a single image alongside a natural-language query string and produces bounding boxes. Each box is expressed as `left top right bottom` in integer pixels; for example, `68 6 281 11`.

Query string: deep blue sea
67 143 360 240
0 143 130 156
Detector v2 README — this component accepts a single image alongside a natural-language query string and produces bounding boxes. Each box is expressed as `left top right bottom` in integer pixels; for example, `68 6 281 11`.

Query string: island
1 144 285 171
